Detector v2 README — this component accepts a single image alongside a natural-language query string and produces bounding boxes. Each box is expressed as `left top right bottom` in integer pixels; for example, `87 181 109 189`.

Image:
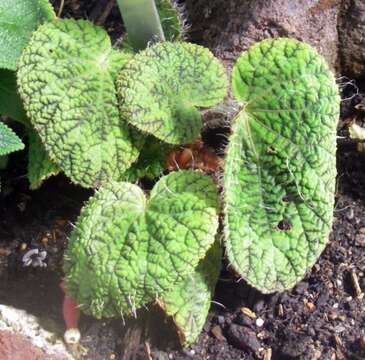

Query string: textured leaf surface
64 170 219 318
117 42 227 144
224 38 339 293
0 121 24 155
0 69 27 122
160 242 221 346
0 0 55 70
122 136 172 182
18 19 141 188
27 127 60 189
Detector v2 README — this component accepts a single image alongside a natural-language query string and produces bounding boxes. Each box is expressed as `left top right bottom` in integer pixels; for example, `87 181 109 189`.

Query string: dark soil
1 108 365 360
0 1 364 359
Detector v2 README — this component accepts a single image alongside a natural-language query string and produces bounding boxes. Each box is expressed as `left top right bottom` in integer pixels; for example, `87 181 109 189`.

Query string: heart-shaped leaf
116 42 227 144
0 0 55 70
17 19 142 188
159 241 222 346
64 170 219 318
224 38 340 293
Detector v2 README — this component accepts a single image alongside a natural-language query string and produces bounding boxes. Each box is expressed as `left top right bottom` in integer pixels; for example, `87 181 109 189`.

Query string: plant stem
116 0 165 51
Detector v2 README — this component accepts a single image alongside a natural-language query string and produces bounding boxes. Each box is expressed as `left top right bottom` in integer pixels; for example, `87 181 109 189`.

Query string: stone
186 0 341 71
225 324 261 352
0 305 73 360
339 0 365 79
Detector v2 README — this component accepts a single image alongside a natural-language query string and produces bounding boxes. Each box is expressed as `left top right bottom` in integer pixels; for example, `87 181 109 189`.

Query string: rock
217 315 225 325
280 334 313 357
253 299 265 313
339 0 365 79
0 305 72 360
211 325 226 341
186 0 341 71
255 318 265 327
235 313 254 327
294 281 309 295
0 330 66 360
225 324 261 352
355 231 365 247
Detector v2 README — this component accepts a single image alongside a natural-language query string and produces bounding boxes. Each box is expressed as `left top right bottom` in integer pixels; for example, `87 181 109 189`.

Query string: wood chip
211 325 226 341
351 271 364 299
240 307 256 319
360 335 365 350
263 348 272 360
278 304 284 317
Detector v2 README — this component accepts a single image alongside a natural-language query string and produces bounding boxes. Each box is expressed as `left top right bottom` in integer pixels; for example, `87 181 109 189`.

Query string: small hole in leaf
277 220 292 231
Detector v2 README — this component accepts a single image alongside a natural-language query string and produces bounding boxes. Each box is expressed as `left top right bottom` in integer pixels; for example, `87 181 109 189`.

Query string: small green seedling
63 37 339 346
5 0 340 347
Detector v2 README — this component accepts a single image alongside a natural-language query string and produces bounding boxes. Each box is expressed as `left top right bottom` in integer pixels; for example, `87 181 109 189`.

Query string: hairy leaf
159 242 221 346
0 121 24 156
117 42 227 144
224 38 339 293
17 19 142 188
64 170 219 318
122 136 172 182
27 127 60 189
0 69 27 122
0 0 55 70
156 0 185 41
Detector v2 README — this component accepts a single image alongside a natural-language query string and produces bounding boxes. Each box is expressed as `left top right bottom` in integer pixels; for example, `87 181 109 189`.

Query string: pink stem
60 280 80 329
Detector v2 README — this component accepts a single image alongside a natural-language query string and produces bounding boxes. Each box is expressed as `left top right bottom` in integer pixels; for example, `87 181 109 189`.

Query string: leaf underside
17 19 142 188
64 170 219 318
224 38 340 293
117 42 227 145
0 121 24 156
0 0 55 70
160 241 222 346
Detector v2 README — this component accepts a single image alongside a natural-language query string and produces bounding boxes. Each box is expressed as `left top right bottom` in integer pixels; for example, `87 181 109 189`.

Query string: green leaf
0 0 55 70
122 136 171 182
64 170 219 318
27 126 60 189
159 242 221 346
224 38 340 293
156 0 185 41
0 69 27 122
0 121 24 155
117 42 227 144
17 19 142 188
